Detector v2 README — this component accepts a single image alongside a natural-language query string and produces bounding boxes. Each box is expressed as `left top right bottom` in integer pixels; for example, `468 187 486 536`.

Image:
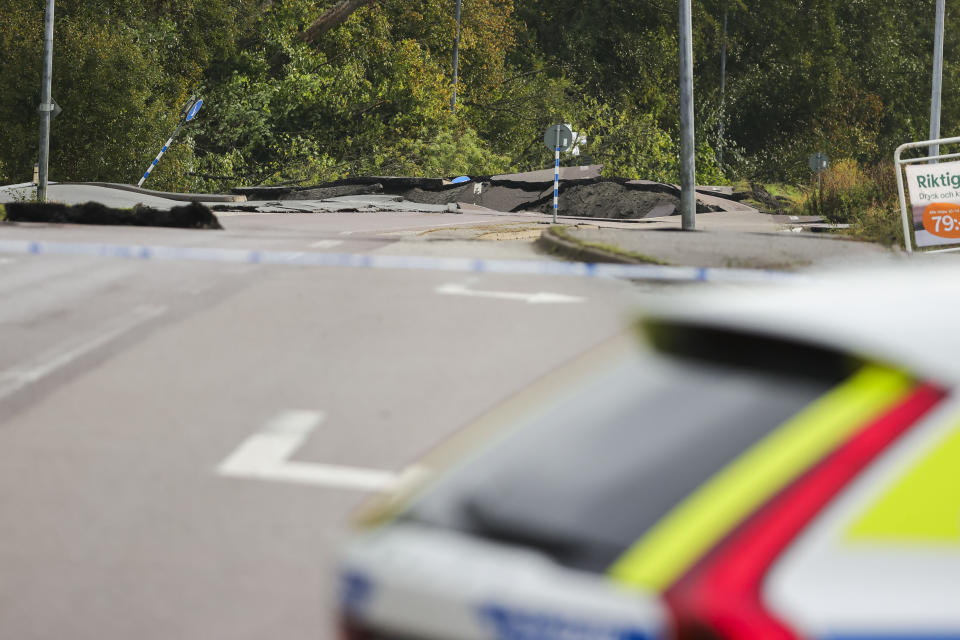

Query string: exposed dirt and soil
533 182 675 219
400 184 473 205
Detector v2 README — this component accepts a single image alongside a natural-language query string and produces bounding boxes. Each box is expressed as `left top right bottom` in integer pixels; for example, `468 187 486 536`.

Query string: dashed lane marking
309 240 344 249
435 282 586 304
0 304 167 402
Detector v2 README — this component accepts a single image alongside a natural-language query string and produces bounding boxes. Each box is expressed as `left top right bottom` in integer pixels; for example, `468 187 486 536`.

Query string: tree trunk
301 0 381 43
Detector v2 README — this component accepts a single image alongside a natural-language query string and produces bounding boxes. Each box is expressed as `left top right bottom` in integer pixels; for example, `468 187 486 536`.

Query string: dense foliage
0 0 954 190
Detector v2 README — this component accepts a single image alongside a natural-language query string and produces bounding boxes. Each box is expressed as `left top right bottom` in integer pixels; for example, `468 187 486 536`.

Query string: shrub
799 159 902 246
390 127 511 177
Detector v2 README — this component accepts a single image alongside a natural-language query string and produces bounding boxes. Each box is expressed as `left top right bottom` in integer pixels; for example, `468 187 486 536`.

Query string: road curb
537 226 657 265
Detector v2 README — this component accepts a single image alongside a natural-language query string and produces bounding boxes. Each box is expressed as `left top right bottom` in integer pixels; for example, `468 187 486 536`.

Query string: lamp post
37 0 56 202
450 0 463 113
929 0 945 161
679 0 696 230
718 8 728 167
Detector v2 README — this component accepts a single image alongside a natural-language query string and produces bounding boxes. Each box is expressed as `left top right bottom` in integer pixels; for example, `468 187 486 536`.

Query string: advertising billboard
904 161 960 248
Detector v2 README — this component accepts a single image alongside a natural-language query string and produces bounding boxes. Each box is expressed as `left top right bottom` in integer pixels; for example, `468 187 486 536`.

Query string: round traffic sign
544 124 574 152
809 152 829 173
185 99 204 122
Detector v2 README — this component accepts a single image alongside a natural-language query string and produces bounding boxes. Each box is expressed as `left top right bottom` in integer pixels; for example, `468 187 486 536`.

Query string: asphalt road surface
0 207 650 639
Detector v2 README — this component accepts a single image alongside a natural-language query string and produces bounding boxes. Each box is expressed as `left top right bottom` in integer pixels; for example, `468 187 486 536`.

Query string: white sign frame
896 136 960 254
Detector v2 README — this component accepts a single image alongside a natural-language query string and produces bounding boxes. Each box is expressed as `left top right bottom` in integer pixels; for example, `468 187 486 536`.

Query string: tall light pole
450 0 463 113
679 0 696 230
718 8 728 167
929 0 945 160
37 0 56 202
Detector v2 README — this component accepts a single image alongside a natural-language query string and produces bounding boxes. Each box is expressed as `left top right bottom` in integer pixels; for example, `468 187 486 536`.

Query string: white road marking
309 239 344 249
435 282 586 304
217 411 401 491
185 282 214 296
0 258 15 266
0 304 167 401
790 215 799 221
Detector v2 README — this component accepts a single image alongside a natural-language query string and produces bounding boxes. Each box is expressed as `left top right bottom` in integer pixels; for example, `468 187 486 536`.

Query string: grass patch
0 204 5 221
549 225 672 265
764 183 805 202
731 169 900 246
732 180 804 213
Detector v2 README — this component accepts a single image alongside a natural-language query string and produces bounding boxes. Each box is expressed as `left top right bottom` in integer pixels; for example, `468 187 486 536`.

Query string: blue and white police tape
0 239 807 284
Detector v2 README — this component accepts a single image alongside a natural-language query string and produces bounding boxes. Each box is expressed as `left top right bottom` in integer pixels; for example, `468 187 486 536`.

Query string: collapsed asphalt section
230 166 737 219
4 201 222 229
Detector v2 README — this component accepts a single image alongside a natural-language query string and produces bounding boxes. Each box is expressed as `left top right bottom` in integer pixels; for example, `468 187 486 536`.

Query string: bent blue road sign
186 99 203 122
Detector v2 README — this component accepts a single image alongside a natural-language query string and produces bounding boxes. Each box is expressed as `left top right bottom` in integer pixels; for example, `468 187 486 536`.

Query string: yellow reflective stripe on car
608 365 913 592
847 421 960 544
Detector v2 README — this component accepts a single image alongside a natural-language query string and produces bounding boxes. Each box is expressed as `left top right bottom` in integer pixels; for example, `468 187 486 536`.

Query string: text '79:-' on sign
923 203 960 238
904 161 960 247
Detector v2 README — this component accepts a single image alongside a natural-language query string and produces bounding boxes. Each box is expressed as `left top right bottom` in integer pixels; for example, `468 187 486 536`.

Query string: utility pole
718 8 727 167
679 0 696 230
930 0 945 161
450 0 463 113
37 0 56 202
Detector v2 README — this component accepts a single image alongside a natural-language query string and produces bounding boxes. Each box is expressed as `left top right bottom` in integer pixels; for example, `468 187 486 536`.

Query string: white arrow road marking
435 282 586 304
0 304 167 402
309 239 344 249
217 411 406 491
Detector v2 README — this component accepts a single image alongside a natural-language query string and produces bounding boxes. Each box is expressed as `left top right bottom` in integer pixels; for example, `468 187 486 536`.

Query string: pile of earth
746 181 790 213
4 201 222 229
404 179 723 219
531 182 720 219
535 182 680 218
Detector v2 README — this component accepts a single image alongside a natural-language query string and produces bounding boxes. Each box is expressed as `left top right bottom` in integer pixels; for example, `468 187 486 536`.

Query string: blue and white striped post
554 126 561 224
137 97 202 188
138 122 183 188
544 123 572 223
